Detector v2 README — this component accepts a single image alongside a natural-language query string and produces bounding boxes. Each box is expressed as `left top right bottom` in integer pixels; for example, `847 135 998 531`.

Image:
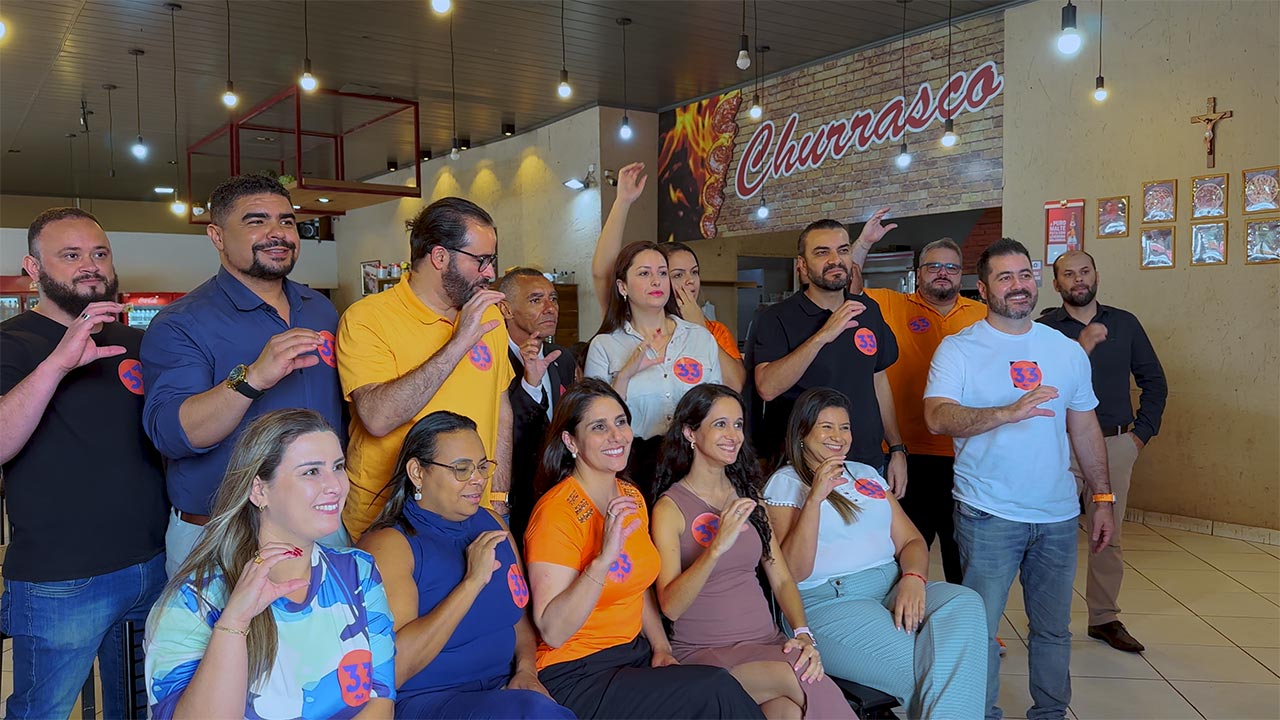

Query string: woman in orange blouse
524 378 763 719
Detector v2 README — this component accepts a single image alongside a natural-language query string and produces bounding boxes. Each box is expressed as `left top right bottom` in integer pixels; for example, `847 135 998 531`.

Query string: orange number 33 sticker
1009 360 1042 390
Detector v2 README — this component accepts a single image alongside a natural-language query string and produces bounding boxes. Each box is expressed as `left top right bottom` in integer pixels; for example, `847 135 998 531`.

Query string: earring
412 485 423 501
799 441 804 448
571 450 578 459
690 439 696 447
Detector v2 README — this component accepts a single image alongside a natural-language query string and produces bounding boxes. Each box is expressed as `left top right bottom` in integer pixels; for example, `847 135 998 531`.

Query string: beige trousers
1071 432 1140 626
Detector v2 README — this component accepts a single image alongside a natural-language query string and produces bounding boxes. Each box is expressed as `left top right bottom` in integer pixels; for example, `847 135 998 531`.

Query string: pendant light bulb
895 143 912 169
756 198 769 220
557 68 572 99
940 118 958 147
430 0 452 14
131 135 148 160
221 80 238 108
1057 1 1081 56
299 58 318 92
170 198 188 216
1093 75 1108 102
619 115 633 141
749 95 762 120
736 34 751 70
450 138 461 161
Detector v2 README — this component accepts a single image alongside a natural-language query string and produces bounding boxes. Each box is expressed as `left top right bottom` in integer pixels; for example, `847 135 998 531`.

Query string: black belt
177 510 211 526
1101 424 1132 438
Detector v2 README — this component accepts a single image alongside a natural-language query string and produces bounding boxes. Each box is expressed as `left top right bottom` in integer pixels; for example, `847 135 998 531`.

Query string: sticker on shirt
507 564 530 608
854 328 878 356
337 649 373 707
317 330 337 368
691 512 721 548
673 356 704 384
468 340 494 371
853 478 887 500
607 551 633 583
908 316 932 334
1009 360 1043 390
117 358 144 395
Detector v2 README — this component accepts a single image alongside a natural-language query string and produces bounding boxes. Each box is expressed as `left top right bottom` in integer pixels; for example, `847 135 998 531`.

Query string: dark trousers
539 635 764 720
899 453 963 584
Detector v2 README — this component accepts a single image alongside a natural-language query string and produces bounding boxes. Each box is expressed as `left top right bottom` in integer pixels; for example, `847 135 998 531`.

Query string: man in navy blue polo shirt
747 214 906 493
141 174 344 577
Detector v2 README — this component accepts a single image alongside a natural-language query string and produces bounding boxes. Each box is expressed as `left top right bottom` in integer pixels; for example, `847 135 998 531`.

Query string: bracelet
902 572 927 585
214 623 249 637
583 572 605 586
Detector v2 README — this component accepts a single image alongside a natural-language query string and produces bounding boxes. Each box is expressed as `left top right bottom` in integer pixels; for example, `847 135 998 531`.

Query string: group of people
0 164 1166 720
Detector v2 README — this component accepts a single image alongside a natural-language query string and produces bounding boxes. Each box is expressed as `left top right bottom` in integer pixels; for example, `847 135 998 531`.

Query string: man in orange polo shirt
337 197 514 540
853 235 986 583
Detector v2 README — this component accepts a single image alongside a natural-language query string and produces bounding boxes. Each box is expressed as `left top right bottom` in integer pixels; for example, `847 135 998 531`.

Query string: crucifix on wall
1191 96 1233 169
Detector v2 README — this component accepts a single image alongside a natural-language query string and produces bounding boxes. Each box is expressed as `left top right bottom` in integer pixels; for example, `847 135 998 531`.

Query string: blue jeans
954 502 1077 720
1 552 166 719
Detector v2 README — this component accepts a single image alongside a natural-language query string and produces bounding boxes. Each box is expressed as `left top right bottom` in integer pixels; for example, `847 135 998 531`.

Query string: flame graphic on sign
658 90 742 241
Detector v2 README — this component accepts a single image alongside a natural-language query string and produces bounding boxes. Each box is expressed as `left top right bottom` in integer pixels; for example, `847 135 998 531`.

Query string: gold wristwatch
226 364 264 400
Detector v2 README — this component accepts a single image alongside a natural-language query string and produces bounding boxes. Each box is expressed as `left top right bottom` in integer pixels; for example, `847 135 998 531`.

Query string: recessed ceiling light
317 197 331 203
154 186 175 194
292 204 301 209
254 136 277 142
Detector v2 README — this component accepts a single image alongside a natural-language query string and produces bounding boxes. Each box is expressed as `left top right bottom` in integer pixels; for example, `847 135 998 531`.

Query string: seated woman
524 378 764 720
357 411 574 719
145 409 394 720
762 387 987 719
651 384 855 720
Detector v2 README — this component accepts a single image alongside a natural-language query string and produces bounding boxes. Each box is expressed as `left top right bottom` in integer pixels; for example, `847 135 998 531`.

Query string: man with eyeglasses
337 197 514 541
851 233 987 584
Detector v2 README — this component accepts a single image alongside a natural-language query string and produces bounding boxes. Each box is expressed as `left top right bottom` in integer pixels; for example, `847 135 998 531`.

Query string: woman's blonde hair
149 408 335 686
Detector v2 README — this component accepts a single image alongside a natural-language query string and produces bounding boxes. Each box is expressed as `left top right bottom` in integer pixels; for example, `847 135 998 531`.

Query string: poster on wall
657 90 743 241
1242 166 1280 215
1190 221 1228 266
1140 227 1176 269
1142 179 1177 223
1245 218 1280 264
1044 199 1085 265
1097 196 1129 238
1191 173 1228 218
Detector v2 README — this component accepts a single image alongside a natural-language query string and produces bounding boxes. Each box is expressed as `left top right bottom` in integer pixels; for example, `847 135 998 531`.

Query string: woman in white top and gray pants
763 387 986 719
586 241 721 501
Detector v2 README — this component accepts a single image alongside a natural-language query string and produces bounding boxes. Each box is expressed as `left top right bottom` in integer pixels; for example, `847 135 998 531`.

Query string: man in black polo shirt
1039 249 1168 653
0 208 169 719
747 215 906 492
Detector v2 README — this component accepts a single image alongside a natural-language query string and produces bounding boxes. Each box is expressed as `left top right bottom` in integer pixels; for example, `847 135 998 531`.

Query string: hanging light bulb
0 19 8 40
619 115 633 141
299 1 318 91
1094 76 1108 102
1092 1 1107 102
756 197 770 220
749 95 762 120
222 80 238 108
736 34 751 70
129 48 147 162
940 118 958 147
300 60 318 92
557 1 572 98
895 143 912 169
131 134 148 160
557 68 572 99
1057 1 1082 56
170 196 188 216
430 0 452 14
450 138 461 161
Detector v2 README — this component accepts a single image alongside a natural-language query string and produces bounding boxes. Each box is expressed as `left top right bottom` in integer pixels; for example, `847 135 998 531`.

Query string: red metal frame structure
186 85 421 224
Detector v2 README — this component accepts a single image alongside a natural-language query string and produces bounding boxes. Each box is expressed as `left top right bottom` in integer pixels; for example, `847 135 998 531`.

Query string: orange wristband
902 572 927 585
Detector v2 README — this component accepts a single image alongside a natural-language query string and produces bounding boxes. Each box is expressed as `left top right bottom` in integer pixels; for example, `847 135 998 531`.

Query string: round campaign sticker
691 512 721 548
1009 360 1043 390
853 328 878 356
507 564 530 608
607 551 633 583
908 316 932 334
117 358 144 395
468 340 494 371
854 478 887 500
673 356 704 384
336 649 373 707
317 330 337 368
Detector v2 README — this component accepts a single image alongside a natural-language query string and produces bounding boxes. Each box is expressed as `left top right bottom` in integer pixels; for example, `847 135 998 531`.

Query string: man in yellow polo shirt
336 197 513 540
853 232 986 583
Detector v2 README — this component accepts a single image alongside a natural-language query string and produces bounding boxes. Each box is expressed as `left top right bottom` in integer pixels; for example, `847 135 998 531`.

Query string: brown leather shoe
1088 620 1145 652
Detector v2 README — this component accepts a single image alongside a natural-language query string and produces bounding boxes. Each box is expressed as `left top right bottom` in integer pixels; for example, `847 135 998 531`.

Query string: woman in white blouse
585 240 721 501
762 387 986 719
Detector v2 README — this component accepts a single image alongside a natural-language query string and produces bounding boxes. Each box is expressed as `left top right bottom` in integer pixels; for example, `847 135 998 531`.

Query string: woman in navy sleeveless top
358 411 574 719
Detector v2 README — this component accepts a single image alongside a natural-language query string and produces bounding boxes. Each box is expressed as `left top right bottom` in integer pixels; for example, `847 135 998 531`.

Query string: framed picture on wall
360 260 381 296
1140 226 1175 269
1097 196 1129 237
1190 221 1228 266
1245 218 1280 264
1141 179 1177 223
1191 173 1228 218
1242 166 1280 215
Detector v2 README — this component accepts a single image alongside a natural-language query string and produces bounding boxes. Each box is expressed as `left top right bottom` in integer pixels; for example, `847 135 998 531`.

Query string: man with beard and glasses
0 208 168 719
746 212 904 486
141 174 344 576
924 238 1115 720
1037 250 1167 653
336 197 514 540
845 234 988 584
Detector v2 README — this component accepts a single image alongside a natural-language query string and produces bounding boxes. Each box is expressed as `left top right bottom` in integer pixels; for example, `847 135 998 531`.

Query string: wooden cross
1190 96 1233 169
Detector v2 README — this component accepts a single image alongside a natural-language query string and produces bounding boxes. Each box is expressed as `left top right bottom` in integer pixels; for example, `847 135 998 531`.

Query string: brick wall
961 206 1005 275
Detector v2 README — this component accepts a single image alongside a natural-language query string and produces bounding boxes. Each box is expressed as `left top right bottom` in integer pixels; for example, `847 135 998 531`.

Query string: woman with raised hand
145 409 394 720
651 384 855 720
357 411 574 719
763 388 986 719
524 378 763 719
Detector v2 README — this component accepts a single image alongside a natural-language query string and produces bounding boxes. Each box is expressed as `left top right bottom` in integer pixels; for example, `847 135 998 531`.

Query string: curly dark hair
654 384 771 559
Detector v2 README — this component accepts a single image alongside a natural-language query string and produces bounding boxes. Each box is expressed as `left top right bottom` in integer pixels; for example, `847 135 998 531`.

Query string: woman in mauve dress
651 384 855 720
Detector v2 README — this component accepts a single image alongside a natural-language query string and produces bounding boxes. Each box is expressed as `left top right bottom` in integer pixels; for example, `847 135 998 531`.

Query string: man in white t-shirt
923 238 1114 720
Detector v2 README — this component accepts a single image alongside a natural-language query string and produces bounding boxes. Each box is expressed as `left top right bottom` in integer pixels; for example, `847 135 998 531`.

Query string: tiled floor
1 521 1278 719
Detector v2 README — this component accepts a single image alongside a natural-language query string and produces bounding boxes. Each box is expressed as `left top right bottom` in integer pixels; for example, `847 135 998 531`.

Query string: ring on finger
80 312 90 320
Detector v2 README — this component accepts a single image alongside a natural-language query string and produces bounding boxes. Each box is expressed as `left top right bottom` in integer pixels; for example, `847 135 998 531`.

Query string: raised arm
593 162 648 314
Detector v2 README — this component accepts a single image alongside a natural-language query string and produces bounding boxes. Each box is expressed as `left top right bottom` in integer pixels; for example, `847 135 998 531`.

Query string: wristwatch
793 626 817 647
489 491 509 504
888 444 909 456
1091 493 1116 504
226 364 264 400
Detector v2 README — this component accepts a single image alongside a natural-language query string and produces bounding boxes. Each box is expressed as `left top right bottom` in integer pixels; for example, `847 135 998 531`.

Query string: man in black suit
497 267 576 543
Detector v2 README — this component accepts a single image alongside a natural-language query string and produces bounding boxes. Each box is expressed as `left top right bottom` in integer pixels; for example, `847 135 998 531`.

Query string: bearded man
335 197 513 539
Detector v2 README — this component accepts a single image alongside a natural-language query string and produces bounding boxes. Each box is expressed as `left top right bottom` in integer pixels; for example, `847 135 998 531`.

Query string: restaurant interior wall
1004 0 1280 529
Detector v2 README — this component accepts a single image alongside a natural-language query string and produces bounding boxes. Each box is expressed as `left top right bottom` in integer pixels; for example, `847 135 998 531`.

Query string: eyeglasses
424 459 497 482
920 262 962 275
448 247 499 273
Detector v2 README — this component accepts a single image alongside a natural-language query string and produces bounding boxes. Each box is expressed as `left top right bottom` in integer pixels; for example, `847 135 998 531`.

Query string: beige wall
1004 1 1280 528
